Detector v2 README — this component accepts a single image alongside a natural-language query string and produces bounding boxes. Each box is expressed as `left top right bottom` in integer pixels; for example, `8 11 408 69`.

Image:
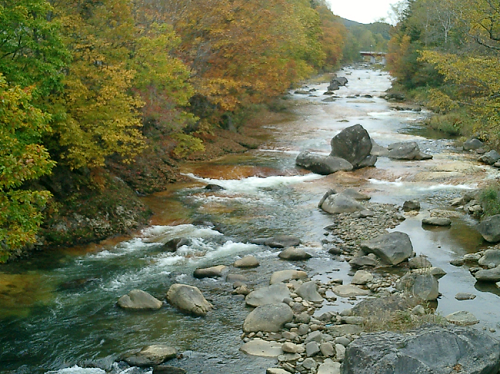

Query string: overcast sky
327 0 402 24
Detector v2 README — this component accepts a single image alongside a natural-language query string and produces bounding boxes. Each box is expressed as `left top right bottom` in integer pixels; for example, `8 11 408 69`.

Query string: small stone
305 341 320 357
422 217 451 226
455 293 476 301
320 342 335 357
234 255 260 268
279 247 312 261
334 337 351 346
301 358 318 370
351 270 373 285
411 305 426 316
298 324 310 336
317 359 341 374
266 368 289 374
335 343 346 361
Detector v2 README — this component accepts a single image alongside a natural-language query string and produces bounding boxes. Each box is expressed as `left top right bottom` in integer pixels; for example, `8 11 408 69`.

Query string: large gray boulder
332 76 348 86
320 193 364 214
166 284 213 316
245 283 291 307
474 266 500 282
243 303 294 332
360 231 413 265
387 141 432 160
479 150 500 165
479 249 500 267
296 151 353 175
117 289 163 311
463 138 484 151
342 325 500 374
478 215 500 243
330 124 372 168
396 272 439 301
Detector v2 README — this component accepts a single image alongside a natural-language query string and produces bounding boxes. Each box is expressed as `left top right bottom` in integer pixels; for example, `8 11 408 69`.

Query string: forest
0 0 356 261
387 0 500 144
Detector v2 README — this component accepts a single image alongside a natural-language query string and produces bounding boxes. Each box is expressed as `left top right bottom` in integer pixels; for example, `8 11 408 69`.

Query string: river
1 66 499 374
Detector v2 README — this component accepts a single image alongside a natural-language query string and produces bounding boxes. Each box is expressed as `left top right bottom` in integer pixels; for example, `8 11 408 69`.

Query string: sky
327 0 402 24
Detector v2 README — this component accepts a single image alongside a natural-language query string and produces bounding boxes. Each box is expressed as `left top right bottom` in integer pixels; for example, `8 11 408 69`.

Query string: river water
1 67 499 374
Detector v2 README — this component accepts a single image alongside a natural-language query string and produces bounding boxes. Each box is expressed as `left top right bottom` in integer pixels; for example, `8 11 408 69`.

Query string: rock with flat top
245 283 290 307
361 231 413 265
123 345 177 367
193 265 227 279
270 270 308 284
117 289 163 311
243 303 293 333
234 255 260 268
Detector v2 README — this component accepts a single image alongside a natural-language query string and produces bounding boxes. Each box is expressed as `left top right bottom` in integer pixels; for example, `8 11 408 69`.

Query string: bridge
360 51 387 64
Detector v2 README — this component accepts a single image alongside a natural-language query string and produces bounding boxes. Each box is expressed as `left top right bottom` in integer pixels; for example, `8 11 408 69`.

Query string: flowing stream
1 67 499 374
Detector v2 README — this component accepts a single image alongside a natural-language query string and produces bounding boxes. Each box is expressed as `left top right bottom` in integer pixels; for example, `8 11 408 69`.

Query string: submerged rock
342 325 500 374
320 193 364 214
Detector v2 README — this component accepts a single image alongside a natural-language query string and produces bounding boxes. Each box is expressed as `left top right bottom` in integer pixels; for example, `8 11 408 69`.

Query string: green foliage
479 184 500 217
0 75 55 260
171 133 205 159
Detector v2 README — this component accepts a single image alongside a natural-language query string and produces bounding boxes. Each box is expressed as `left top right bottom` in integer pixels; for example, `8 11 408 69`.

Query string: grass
478 183 500 217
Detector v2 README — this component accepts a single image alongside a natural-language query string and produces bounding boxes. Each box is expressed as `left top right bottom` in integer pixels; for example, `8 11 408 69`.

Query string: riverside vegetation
0 0 395 262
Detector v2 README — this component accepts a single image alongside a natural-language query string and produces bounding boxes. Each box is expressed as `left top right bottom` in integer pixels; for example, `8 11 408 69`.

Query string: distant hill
340 18 392 61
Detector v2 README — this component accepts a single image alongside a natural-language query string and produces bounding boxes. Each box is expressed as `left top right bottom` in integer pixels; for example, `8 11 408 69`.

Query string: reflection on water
1 67 500 373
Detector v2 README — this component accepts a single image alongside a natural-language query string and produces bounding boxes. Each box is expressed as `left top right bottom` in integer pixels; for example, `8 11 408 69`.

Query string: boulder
204 184 225 191
193 265 227 279
357 154 378 167
117 289 163 311
296 281 324 302
446 311 479 326
332 76 348 86
463 138 484 151
330 124 372 167
360 231 413 265
242 303 294 332
396 272 439 301
154 366 186 374
123 345 177 367
327 81 340 91
234 255 260 268
318 359 341 374
296 151 353 175
409 256 432 269
270 269 308 284
387 141 432 160
479 249 500 267
474 265 500 282
403 200 420 212
479 150 500 165
279 247 312 261
351 270 373 285
320 193 364 214
478 215 500 242
166 284 213 316
245 283 291 307
342 325 500 374
349 256 378 268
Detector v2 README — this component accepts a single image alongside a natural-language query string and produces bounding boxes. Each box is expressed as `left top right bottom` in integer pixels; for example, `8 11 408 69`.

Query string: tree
0 76 55 261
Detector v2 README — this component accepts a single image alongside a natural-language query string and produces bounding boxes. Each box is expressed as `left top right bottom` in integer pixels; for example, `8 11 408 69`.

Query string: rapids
1 66 499 374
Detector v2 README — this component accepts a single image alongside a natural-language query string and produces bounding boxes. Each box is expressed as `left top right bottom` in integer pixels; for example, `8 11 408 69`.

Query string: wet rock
240 338 283 357
396 272 439 301
358 154 378 167
409 256 432 269
474 265 500 282
455 293 476 301
162 238 191 252
361 231 413 265
477 215 500 242
123 345 177 367
446 311 479 326
242 303 293 333
342 325 500 374
340 188 371 201
422 217 451 226
270 269 308 284
351 270 373 285
278 247 312 261
166 284 213 316
296 151 353 175
296 281 324 302
117 289 163 311
245 283 290 307
479 249 500 267
463 138 484 151
332 76 348 86
234 255 260 268
387 141 432 160
153 366 186 374
320 193 364 214
265 235 301 248
193 265 227 279
403 200 420 212
331 284 370 297
330 124 373 168
479 150 500 165
204 184 225 191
